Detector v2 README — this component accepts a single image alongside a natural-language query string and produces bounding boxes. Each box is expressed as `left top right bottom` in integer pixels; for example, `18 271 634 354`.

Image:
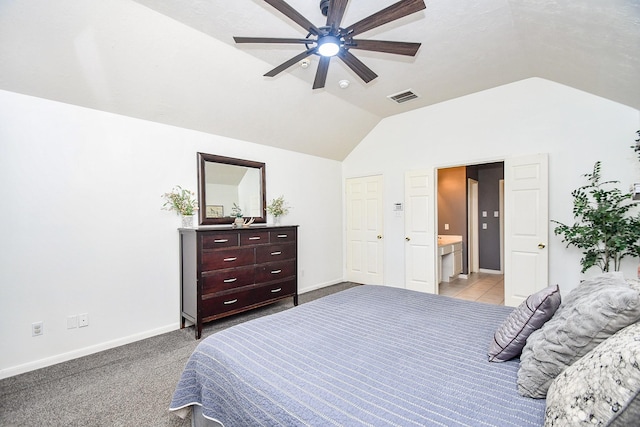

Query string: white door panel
346 176 384 284
405 170 436 293
504 154 549 306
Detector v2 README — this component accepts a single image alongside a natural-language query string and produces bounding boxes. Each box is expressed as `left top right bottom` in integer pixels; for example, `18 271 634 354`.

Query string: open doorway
436 162 504 304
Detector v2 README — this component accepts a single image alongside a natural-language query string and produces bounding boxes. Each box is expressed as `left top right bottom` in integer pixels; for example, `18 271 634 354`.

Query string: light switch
444 223 449 230
482 211 487 217
482 223 488 230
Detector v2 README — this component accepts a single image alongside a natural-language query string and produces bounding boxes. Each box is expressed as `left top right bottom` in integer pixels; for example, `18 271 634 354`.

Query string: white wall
0 90 344 378
343 78 640 294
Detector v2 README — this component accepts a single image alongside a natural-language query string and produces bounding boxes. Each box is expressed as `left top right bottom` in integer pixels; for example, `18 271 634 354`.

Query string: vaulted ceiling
0 0 638 160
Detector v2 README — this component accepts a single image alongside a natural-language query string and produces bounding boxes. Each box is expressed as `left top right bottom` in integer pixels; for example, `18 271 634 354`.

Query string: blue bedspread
170 285 545 426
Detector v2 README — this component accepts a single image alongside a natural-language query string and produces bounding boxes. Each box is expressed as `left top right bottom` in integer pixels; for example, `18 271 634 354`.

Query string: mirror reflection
198 153 266 225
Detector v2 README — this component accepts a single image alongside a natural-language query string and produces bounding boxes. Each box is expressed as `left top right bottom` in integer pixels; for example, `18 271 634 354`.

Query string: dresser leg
196 323 202 340
293 294 298 306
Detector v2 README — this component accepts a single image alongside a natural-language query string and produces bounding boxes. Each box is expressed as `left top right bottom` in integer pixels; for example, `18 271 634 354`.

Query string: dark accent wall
477 162 504 271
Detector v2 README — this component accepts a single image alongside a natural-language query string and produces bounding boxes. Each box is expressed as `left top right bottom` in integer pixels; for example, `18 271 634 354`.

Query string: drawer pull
223 299 238 305
249 236 261 240
223 257 237 262
223 278 237 283
214 239 229 243
271 251 282 256
271 269 282 274
271 288 282 293
277 234 288 238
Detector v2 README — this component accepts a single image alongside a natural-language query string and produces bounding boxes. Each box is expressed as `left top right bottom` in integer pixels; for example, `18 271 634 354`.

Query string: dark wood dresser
179 225 298 338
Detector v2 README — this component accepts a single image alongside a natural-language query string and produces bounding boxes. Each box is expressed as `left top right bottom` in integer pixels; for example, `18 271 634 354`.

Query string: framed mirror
197 153 266 225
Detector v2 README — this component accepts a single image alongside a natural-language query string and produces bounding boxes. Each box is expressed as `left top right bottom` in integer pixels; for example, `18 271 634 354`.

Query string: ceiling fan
234 0 426 89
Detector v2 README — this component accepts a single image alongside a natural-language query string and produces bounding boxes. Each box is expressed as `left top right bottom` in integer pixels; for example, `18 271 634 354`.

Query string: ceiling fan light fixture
317 36 341 57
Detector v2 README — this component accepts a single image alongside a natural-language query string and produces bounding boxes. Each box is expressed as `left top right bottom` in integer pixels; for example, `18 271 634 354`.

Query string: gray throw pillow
488 284 561 362
544 322 640 426
518 273 640 398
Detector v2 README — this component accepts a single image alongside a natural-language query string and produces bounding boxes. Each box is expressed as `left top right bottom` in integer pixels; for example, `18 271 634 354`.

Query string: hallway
438 272 504 305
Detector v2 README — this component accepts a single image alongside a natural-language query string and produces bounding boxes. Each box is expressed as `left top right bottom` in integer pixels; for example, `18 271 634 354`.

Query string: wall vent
387 89 419 104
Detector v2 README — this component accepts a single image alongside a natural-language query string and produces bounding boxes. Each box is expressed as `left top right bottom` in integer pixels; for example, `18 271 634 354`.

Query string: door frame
435 158 506 290
467 178 479 274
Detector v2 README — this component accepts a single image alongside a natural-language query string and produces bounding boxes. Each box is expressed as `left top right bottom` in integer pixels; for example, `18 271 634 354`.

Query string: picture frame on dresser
179 226 298 339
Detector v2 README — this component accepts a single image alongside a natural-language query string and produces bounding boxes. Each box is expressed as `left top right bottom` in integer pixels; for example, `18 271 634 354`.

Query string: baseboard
0 323 178 380
299 278 344 294
479 268 503 274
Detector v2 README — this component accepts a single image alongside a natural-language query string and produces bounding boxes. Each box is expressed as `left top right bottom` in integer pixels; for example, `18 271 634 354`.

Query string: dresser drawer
270 229 295 243
256 243 296 263
201 280 297 319
201 288 255 318
201 247 254 271
254 279 296 301
255 260 296 283
239 231 269 246
202 233 239 249
202 266 254 295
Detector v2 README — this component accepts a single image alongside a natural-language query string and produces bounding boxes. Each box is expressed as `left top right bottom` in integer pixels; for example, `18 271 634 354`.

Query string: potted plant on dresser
162 185 198 228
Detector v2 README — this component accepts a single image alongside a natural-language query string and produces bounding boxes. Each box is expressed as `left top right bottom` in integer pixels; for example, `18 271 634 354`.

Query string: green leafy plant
552 161 640 273
266 195 290 217
630 130 640 162
162 186 198 216
231 202 243 218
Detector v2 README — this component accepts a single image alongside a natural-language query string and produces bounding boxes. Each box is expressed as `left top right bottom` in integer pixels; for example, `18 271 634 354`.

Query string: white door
405 170 436 293
504 154 549 306
346 175 384 285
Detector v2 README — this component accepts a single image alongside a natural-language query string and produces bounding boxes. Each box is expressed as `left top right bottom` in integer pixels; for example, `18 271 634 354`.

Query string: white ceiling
0 0 638 160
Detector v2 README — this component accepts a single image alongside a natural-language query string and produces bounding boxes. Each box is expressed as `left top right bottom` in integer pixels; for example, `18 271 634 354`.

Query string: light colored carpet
0 282 359 427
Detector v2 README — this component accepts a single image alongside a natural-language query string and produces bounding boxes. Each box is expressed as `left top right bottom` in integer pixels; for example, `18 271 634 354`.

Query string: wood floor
438 272 504 305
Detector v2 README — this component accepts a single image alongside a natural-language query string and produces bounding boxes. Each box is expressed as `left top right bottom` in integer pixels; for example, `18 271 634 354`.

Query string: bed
170 284 546 426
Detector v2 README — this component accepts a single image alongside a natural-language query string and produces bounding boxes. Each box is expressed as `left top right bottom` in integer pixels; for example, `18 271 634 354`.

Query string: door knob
538 243 546 249
377 235 383 239
405 237 411 241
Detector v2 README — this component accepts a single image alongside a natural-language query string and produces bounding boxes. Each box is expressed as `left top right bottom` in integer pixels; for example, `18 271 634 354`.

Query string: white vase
273 216 282 226
234 217 244 227
181 215 195 228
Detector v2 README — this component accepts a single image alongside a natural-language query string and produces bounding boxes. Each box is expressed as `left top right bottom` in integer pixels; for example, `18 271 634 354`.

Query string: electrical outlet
482 223 488 230
32 321 43 336
78 313 89 328
67 315 78 329
444 223 449 230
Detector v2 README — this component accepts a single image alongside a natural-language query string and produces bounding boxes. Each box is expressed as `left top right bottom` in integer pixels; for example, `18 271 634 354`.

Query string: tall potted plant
552 161 640 273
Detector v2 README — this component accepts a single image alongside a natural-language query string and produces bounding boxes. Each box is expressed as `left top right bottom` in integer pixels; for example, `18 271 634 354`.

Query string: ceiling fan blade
337 50 378 83
326 0 349 31
342 0 426 37
264 0 321 35
234 37 311 44
349 39 421 56
313 56 331 89
264 48 317 77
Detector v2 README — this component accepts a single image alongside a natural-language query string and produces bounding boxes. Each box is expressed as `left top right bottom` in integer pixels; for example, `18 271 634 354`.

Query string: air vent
387 89 419 104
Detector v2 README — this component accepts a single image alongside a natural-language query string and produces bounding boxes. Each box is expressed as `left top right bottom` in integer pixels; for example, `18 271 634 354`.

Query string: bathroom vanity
438 235 463 283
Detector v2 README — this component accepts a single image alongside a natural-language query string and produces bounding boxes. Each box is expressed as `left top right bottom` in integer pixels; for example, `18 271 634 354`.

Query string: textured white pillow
488 284 561 362
544 322 640 426
518 273 640 398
